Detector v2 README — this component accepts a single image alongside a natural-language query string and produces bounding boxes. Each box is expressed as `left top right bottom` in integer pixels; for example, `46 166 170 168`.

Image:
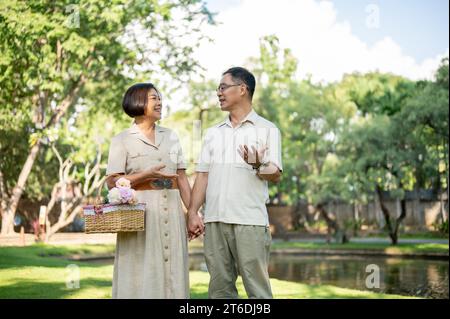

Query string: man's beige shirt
196 110 283 226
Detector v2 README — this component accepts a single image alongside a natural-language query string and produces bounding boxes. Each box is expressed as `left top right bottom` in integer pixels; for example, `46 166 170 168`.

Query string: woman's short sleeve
106 135 127 176
173 133 187 170
177 142 188 170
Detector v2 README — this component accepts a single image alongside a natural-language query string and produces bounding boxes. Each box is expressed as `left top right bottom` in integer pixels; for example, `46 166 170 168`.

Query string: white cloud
165 0 448 112
197 0 447 81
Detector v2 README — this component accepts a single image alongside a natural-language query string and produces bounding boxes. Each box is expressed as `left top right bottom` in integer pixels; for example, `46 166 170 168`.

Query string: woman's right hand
187 211 205 241
146 164 179 179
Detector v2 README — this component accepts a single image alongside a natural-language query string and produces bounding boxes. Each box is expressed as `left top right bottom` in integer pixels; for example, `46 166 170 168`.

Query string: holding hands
187 211 204 241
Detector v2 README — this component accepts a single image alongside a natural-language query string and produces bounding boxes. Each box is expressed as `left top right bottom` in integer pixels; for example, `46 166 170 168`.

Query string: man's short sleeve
196 129 212 172
267 127 283 171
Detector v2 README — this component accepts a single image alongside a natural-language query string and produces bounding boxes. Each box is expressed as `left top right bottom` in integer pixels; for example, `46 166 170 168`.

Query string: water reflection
189 254 449 299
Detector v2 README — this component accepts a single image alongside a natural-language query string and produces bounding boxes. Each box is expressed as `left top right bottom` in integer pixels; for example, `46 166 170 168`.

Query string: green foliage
340 72 415 116
161 79 223 172
165 36 448 227
0 0 214 202
433 220 449 235
251 36 357 206
343 218 365 236
1 2 447 239
339 59 449 205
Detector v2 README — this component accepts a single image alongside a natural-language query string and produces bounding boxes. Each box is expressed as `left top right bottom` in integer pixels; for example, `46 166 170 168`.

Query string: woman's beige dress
106 123 189 299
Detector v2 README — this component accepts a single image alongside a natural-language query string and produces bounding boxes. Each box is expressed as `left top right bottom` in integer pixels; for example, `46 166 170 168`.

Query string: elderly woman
105 83 203 298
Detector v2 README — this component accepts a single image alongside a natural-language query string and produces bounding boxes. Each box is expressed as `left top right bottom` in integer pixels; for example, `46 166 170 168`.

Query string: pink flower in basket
107 178 138 205
107 187 121 203
118 187 135 204
115 177 131 188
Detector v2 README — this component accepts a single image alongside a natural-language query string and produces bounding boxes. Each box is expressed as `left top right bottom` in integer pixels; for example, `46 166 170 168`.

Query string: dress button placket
161 189 170 264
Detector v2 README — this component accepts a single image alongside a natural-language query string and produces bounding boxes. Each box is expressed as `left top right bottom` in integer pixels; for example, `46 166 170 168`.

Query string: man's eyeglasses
216 83 243 93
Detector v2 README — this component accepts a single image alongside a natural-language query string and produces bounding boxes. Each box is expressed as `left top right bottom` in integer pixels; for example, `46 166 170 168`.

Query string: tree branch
0 170 9 216
44 54 94 130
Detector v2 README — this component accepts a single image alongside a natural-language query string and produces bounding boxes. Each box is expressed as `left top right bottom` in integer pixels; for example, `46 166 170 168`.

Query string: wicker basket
83 203 146 233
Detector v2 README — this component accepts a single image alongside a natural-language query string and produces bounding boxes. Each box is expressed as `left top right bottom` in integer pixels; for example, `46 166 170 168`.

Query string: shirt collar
218 109 259 128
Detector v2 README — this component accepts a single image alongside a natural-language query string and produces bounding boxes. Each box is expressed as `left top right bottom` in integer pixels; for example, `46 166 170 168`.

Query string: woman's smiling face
145 88 162 120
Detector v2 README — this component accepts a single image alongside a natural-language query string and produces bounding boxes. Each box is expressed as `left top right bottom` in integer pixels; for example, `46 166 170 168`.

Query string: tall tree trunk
46 204 83 241
292 199 314 233
291 176 314 232
0 170 11 233
440 190 448 223
44 143 103 241
376 185 395 244
353 203 360 237
316 203 348 244
0 77 86 235
1 141 42 235
394 197 407 242
438 139 450 223
439 138 448 223
376 185 407 245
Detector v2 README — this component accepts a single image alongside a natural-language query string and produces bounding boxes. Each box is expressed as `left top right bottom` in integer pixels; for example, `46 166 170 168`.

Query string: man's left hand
238 144 268 169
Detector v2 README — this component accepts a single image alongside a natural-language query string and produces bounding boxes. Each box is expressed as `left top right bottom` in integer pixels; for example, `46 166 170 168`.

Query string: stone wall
268 197 449 234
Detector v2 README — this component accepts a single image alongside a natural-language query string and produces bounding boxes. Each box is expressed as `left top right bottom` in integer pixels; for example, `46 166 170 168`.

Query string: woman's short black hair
223 67 256 100
122 83 159 118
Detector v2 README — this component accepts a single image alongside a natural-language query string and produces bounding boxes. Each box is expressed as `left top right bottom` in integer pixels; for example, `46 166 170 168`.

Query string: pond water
188 254 449 299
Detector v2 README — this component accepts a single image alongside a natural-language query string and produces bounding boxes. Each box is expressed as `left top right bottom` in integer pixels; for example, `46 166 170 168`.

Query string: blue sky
166 0 448 110
205 0 449 63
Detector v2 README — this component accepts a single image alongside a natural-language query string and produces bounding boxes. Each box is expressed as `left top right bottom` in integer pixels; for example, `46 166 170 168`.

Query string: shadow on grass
188 282 379 299
0 277 112 299
0 244 115 270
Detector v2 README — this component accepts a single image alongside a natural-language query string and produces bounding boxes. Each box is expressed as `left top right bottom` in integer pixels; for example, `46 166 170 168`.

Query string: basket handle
94 174 125 205
94 176 108 206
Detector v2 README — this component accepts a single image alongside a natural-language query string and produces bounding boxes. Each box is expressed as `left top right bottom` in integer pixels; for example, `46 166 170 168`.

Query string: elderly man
188 67 283 299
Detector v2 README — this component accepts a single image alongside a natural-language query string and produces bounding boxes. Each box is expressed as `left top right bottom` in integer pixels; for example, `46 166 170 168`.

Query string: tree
0 0 214 234
398 58 449 225
338 64 448 244
41 107 121 240
252 36 355 242
44 142 104 241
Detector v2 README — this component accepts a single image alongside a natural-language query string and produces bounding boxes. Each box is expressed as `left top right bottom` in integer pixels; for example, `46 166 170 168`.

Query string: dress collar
129 122 166 148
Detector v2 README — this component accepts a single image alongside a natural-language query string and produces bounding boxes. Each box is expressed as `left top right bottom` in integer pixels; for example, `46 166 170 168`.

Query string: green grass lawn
0 244 418 299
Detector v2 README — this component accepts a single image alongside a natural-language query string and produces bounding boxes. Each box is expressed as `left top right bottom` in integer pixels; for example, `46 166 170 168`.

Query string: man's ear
240 84 247 97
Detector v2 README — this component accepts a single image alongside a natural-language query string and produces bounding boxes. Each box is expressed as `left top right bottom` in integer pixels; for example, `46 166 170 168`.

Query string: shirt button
164 220 168 224
165 232 168 237
158 158 162 161
164 246 169 249
165 258 169 262
164 207 168 211
163 195 167 198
